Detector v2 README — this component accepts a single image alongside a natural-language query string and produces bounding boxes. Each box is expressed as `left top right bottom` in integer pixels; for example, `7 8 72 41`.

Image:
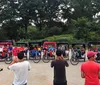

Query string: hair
18 51 24 60
87 57 91 60
87 56 94 60
56 49 63 56
56 49 64 60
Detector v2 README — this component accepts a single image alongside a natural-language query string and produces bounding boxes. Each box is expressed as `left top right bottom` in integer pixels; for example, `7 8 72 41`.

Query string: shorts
53 81 67 85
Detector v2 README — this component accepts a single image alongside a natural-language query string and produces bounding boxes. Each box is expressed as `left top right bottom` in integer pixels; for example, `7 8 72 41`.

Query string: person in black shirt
51 49 69 85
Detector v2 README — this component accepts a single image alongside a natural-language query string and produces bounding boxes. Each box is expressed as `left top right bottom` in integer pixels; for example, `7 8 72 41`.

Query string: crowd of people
88 46 100 61
1 44 100 85
5 49 100 85
0 44 28 60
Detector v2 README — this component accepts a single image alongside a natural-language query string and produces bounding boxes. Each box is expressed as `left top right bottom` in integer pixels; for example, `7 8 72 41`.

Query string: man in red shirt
81 51 100 85
18 45 24 52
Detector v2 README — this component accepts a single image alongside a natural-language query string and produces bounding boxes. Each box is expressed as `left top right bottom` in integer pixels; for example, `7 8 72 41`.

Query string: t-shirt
8 47 13 51
12 47 19 56
3 47 8 52
18 47 24 52
0 47 3 52
9 61 31 85
81 61 100 85
51 60 69 83
48 47 55 51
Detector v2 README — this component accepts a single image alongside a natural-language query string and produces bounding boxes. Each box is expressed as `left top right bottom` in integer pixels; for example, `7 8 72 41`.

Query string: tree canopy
0 0 100 41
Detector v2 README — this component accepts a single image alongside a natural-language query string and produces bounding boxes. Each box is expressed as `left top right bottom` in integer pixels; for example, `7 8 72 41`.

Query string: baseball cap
87 51 97 58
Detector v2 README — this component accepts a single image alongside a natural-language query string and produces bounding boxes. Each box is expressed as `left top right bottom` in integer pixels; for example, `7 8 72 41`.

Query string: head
9 44 12 47
17 51 24 61
56 49 63 60
56 49 62 56
4 44 7 47
20 45 23 47
87 51 97 61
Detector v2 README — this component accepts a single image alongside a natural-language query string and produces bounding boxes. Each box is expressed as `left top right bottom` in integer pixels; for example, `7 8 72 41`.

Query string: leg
53 81 67 85
24 83 27 85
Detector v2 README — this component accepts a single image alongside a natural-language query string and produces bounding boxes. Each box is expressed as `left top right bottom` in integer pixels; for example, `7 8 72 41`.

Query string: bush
46 26 62 36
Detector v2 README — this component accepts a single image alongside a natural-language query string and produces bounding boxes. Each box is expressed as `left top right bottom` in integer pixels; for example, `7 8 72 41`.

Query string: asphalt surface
0 60 84 85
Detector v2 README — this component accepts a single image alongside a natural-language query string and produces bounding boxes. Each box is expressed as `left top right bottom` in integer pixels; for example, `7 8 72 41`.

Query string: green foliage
46 26 62 36
0 0 100 42
2 20 20 40
44 34 82 43
71 17 91 41
0 29 8 40
88 32 100 41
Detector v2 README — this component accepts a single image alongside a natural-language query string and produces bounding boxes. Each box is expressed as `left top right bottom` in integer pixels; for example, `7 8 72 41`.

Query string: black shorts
53 81 67 85
12 83 27 85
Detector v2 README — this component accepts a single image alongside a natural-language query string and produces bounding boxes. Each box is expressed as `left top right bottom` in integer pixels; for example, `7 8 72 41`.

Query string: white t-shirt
0 47 3 52
9 61 31 85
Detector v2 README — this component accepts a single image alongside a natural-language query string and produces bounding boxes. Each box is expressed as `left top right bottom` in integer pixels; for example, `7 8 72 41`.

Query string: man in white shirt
8 51 31 85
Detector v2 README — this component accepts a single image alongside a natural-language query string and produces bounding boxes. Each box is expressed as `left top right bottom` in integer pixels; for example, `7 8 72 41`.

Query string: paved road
0 60 84 85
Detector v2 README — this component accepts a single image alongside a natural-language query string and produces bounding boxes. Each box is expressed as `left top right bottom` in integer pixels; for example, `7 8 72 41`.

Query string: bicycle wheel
70 57 79 65
33 55 41 63
42 55 50 63
5 56 12 64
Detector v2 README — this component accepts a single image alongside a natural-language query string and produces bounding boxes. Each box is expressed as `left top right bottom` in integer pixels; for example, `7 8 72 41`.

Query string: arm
98 72 100 79
81 64 85 78
28 62 31 71
81 72 85 78
98 65 100 79
65 61 69 67
7 58 18 70
51 61 54 68
9 60 17 66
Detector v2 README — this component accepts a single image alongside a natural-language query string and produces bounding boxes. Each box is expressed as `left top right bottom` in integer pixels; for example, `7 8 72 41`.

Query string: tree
2 20 20 40
72 17 92 41
69 0 100 20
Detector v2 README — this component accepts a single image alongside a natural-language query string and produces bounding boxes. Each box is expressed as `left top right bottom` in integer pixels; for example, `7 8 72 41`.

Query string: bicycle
5 51 12 64
0 51 12 64
42 50 55 63
70 51 79 65
29 50 41 63
70 50 86 65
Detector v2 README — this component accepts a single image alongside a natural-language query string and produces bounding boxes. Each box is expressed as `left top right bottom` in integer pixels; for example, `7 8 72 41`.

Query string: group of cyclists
71 46 86 59
0 44 28 60
88 46 100 61
0 44 56 60
29 44 56 58
0 41 100 64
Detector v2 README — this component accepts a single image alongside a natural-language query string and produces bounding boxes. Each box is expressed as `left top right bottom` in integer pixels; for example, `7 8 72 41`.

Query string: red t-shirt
18 47 24 52
50 50 53 57
81 61 100 85
3 47 8 52
12 47 19 56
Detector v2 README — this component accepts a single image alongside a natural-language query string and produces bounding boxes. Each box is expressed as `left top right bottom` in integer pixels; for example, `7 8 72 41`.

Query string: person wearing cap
8 51 31 85
81 51 100 85
51 49 69 85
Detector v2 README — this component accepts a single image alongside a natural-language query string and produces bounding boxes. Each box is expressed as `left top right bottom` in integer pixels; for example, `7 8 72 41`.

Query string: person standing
12 46 19 61
81 51 100 85
8 51 31 85
51 49 69 85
